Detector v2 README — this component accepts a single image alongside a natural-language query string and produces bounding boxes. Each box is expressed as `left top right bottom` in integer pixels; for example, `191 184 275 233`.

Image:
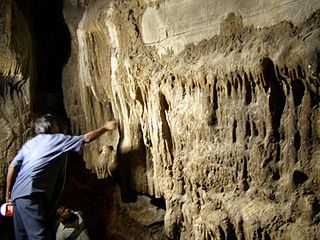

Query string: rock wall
0 0 320 239
0 0 33 202
62 0 320 239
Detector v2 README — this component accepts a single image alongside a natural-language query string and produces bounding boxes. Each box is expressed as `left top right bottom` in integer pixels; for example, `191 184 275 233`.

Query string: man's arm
6 164 16 202
83 120 117 143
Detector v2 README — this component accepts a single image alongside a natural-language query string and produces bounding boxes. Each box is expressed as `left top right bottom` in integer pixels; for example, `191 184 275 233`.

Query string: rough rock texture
1 0 320 239
0 1 32 236
0 0 33 201
62 0 320 239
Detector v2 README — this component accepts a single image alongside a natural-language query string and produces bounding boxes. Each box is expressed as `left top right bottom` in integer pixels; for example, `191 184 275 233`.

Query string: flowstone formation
62 0 320 239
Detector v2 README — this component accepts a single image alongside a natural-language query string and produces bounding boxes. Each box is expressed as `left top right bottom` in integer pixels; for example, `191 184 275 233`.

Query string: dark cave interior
16 0 70 117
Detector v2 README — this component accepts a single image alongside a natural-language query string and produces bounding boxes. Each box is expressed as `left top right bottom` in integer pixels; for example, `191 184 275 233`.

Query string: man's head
34 114 59 134
56 206 72 222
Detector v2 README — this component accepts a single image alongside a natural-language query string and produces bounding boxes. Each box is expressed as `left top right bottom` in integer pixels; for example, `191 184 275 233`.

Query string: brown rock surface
0 0 33 201
62 1 320 238
1 0 320 239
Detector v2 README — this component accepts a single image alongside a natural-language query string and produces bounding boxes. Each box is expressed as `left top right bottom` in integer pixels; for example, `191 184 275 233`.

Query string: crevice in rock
217 226 226 240
292 170 308 187
245 117 251 137
260 57 286 142
232 119 237 143
159 92 174 160
244 71 252 105
150 195 166 210
292 78 305 107
294 131 301 153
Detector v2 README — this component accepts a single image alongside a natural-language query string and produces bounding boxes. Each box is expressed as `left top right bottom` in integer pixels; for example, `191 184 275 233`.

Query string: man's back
10 134 83 202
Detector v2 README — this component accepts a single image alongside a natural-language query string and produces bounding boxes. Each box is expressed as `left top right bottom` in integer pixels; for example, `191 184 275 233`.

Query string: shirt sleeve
10 148 24 167
62 135 84 152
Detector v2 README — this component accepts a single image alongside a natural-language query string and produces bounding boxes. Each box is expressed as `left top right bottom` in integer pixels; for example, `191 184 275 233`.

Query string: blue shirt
10 134 84 202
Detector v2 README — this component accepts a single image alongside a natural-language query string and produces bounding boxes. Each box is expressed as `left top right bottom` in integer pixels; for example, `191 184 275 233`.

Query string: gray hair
34 114 56 134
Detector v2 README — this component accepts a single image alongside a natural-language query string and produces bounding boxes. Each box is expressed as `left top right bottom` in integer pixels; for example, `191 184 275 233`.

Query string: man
5 114 117 240
56 206 89 240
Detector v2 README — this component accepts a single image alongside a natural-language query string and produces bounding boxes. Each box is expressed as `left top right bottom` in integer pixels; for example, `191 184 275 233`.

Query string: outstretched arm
6 164 16 202
83 120 117 143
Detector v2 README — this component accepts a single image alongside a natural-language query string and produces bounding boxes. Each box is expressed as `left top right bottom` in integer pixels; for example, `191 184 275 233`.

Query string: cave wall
62 0 320 239
0 0 33 201
0 0 320 239
0 2 33 237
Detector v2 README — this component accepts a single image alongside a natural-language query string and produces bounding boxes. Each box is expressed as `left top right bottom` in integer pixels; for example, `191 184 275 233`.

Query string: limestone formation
1 0 320 239
0 0 33 201
62 0 320 238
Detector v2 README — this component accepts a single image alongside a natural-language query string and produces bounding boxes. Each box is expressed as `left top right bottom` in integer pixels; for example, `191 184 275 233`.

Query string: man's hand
104 120 117 131
5 192 11 203
83 120 118 143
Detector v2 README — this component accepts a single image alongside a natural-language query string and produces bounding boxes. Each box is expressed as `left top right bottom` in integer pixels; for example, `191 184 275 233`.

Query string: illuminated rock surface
1 0 320 239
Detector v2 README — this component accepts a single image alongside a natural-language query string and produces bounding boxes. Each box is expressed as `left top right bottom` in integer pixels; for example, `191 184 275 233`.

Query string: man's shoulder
23 134 68 149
